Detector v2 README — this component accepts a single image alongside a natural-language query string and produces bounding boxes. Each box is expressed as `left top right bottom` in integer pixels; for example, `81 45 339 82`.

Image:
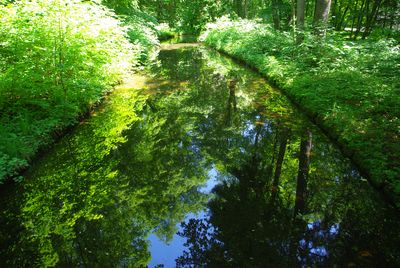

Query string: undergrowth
201 17 400 205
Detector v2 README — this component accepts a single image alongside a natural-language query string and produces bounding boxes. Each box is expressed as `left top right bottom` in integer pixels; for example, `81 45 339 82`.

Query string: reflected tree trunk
225 80 237 127
294 130 312 217
271 128 289 202
290 130 312 265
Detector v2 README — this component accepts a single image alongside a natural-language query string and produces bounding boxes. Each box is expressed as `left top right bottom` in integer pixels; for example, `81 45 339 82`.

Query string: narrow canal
1 44 399 267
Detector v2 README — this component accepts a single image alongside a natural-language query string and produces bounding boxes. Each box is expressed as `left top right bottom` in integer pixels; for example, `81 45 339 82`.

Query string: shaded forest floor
201 17 400 206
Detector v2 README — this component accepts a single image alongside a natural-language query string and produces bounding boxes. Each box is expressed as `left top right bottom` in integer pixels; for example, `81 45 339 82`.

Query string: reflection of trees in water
2 45 275 266
1 46 399 267
0 48 216 266
175 97 400 267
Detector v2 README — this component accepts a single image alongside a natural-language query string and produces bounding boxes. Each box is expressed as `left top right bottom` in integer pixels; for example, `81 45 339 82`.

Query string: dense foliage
201 17 400 204
138 0 399 38
0 0 158 183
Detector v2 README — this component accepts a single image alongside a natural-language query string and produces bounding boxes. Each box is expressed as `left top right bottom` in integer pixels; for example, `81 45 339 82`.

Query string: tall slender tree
272 0 281 29
313 0 332 35
296 0 306 42
362 0 383 38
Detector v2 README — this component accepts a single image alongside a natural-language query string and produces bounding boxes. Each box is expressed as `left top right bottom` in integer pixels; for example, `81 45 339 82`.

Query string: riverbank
201 17 400 206
0 1 159 183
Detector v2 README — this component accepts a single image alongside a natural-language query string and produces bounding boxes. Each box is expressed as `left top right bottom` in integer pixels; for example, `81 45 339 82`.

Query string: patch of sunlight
179 81 190 87
116 74 149 91
161 43 199 50
236 90 252 108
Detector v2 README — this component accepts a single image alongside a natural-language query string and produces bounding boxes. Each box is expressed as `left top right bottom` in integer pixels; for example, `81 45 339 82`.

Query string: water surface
0 44 399 267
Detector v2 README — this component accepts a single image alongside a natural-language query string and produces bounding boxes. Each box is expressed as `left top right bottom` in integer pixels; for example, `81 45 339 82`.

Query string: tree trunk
272 0 281 30
354 0 368 39
296 0 306 43
362 0 382 39
336 2 350 31
313 0 332 35
235 0 244 18
332 0 338 28
349 0 360 39
382 7 388 28
243 0 249 18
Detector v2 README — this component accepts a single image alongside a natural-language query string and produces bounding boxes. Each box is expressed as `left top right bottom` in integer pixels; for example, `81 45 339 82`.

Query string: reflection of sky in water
200 168 219 193
148 233 186 267
297 221 340 266
242 116 273 143
242 120 255 138
148 168 218 267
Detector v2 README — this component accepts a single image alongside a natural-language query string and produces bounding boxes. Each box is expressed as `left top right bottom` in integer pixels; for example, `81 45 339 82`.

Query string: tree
272 0 283 29
362 0 383 39
313 0 332 35
297 0 306 42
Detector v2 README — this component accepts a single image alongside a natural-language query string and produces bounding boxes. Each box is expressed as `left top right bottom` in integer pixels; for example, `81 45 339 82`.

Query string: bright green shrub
0 0 156 183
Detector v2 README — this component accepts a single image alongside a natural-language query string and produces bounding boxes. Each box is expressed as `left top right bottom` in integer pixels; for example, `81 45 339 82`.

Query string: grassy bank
0 0 158 183
201 17 400 205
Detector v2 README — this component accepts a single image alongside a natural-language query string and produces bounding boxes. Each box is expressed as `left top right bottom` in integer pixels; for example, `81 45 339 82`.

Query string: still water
1 44 399 267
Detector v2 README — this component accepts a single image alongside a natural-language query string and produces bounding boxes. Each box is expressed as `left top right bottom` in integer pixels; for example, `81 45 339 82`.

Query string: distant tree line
1 0 398 37
133 0 399 38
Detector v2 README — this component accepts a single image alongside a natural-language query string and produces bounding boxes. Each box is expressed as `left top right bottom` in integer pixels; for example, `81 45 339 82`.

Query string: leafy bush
174 0 219 35
0 0 156 183
201 17 400 205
